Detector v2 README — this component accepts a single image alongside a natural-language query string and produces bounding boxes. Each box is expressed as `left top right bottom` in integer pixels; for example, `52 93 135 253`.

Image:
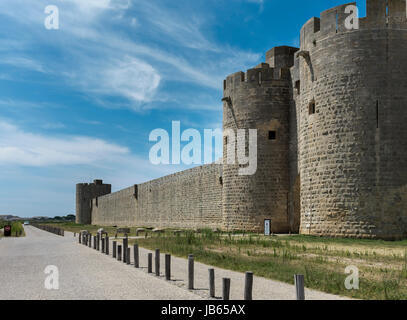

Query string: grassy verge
130 230 407 300
49 222 407 300
0 221 25 237
11 222 25 237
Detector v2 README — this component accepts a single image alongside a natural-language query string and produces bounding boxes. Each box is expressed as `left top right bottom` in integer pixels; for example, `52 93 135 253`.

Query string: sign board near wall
264 219 271 236
4 225 11 237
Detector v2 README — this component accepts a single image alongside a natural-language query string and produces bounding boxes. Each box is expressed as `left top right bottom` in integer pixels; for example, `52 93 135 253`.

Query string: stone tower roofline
76 179 106 189
300 0 407 49
223 65 291 90
223 45 300 91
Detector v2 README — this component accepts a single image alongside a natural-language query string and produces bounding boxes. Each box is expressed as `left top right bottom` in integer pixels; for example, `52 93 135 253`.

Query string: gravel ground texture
0 226 350 300
0 226 201 300
93 233 350 300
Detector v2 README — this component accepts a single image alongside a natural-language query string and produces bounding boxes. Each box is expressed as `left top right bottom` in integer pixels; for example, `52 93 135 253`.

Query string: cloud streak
0 120 129 167
0 0 261 110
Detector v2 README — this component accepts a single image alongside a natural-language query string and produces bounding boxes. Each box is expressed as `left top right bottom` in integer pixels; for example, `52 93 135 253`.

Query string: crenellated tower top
224 46 298 91
301 0 407 50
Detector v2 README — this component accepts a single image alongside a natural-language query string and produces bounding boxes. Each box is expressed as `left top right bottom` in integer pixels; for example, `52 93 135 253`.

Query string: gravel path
0 226 201 300
0 226 349 300
109 238 350 300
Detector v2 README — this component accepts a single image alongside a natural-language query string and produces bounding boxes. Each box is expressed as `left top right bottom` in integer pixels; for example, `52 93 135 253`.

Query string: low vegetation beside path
131 230 407 300
48 222 407 300
0 221 25 237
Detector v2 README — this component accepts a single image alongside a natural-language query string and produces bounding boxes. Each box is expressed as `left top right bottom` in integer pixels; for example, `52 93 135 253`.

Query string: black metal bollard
101 238 105 253
294 274 305 300
127 248 131 265
155 249 160 276
222 278 231 300
244 272 253 300
165 254 171 280
148 253 153 273
113 241 117 258
93 236 97 250
188 254 194 290
123 238 128 263
96 234 100 251
209 269 215 298
79 232 81 244
117 245 122 261
89 234 92 248
105 236 109 255
134 244 139 268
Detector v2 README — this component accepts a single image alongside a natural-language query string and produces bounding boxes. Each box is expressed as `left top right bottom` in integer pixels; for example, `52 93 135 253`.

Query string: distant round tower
222 46 298 232
76 180 111 224
297 0 407 239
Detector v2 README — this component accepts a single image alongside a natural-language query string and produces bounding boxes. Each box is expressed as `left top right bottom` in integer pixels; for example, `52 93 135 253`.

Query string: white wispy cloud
133 1 220 52
76 56 161 103
0 0 261 110
0 120 129 167
41 122 66 130
0 56 47 73
0 119 190 184
0 99 47 109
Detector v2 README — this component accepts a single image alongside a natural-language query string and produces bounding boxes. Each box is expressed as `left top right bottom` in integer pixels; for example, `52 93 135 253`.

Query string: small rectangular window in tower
295 81 300 95
268 131 277 140
309 100 316 115
224 136 228 145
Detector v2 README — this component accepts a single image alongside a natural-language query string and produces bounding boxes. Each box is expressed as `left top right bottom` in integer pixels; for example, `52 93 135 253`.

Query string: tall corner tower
76 179 111 224
297 0 407 239
222 46 298 233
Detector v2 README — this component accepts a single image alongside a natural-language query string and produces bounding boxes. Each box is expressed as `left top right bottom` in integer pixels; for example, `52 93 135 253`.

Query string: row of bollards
32 224 64 236
208 270 304 300
78 235 305 300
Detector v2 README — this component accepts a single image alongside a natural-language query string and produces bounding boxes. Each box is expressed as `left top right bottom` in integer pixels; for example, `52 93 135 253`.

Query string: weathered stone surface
75 0 407 240
89 164 223 230
295 0 407 239
76 180 111 224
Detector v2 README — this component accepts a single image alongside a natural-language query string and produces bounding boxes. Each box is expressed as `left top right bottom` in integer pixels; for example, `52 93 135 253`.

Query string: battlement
76 180 106 188
301 0 407 49
223 65 291 90
266 46 299 69
93 179 103 185
76 179 112 224
223 45 299 90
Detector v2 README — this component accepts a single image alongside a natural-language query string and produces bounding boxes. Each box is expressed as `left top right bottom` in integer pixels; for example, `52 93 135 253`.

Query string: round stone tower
297 0 407 239
76 180 111 225
222 46 298 233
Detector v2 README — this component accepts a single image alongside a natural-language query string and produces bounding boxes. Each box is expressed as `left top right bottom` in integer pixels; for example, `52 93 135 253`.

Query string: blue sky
0 0 367 217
